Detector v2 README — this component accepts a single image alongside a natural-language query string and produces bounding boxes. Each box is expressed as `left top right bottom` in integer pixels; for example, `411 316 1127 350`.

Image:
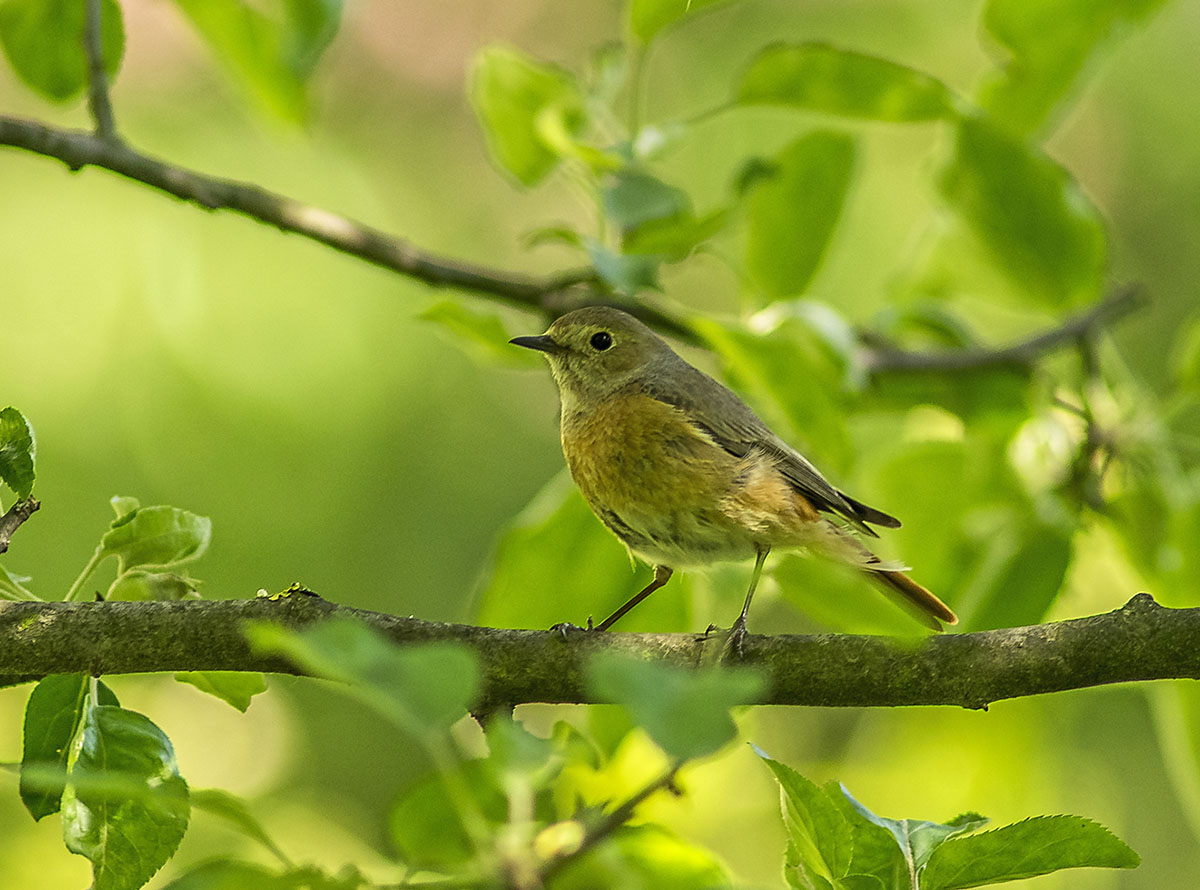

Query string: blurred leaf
774 555 924 635
421 300 542 368
869 365 1031 431
623 208 729 261
160 860 293 890
755 751 853 887
21 675 118 821
0 560 37 600
248 619 480 735
742 131 857 300
475 474 690 631
0 0 123 102
172 0 340 123
978 0 1168 135
939 115 1106 307
586 240 662 293
962 519 1072 630
922 815 1139 889
626 0 734 45
62 705 190 890
1171 316 1200 392
100 503 212 573
588 653 763 760
602 170 691 232
736 43 959 121
191 789 289 865
107 570 200 601
0 405 36 498
1147 683 1200 850
470 45 584 186
174 672 267 712
390 759 506 870
549 823 731 888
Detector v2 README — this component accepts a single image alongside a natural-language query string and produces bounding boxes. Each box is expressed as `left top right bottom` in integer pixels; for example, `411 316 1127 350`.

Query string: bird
510 305 957 645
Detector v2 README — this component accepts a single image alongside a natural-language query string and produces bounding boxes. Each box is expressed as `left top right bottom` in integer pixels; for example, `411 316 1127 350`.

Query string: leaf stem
64 547 106 602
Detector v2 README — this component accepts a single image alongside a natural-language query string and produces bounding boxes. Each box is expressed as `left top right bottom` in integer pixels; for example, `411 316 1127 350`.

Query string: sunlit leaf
588 653 763 760
922 815 1139 889
0 406 36 498
0 0 123 102
100 502 212 572
737 43 959 121
549 823 731 888
62 706 190 890
174 672 267 712
190 789 289 864
626 0 734 45
742 131 857 300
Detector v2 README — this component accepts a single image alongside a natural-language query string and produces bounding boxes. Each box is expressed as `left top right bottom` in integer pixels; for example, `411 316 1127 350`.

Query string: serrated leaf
742 131 857 300
422 300 542 368
939 115 1106 307
62 705 190 890
100 503 212 572
978 0 1168 135
20 675 118 821
587 653 763 760
626 0 734 45
549 823 731 888
0 0 123 102
248 619 480 735
755 750 853 885
922 815 1139 889
191 789 289 864
0 406 36 498
470 45 585 186
737 43 959 121
171 0 341 123
175 672 267 712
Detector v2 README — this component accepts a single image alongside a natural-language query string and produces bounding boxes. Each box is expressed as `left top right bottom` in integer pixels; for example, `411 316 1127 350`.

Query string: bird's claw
550 617 596 640
722 618 750 661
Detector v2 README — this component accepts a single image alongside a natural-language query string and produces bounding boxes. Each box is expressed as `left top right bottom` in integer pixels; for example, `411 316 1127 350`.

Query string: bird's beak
509 334 565 354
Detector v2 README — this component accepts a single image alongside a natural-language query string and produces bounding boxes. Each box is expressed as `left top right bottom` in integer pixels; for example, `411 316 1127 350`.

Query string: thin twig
82 0 119 141
0 497 40 555
860 283 1143 374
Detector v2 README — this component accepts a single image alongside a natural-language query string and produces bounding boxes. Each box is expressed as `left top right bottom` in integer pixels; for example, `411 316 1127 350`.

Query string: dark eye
590 331 613 351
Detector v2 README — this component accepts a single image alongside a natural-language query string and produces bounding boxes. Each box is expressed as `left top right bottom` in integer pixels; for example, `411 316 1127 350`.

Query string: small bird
510 306 957 644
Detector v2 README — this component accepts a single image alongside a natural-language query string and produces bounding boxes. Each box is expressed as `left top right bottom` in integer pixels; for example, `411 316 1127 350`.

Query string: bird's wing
639 362 900 535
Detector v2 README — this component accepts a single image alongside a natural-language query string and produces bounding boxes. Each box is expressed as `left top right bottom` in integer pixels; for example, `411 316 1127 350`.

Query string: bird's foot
550 617 596 640
693 623 720 643
721 616 750 661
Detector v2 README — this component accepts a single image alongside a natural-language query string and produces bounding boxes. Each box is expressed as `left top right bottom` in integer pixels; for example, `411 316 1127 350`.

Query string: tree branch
0 497 40 555
859 283 1143 374
83 0 119 141
0 592 1194 710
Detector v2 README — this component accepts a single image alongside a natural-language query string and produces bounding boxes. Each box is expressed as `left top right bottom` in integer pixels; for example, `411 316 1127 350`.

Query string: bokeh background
3 0 1200 886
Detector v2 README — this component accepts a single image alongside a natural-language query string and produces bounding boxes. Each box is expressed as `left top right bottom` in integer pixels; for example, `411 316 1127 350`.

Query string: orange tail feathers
871 570 958 632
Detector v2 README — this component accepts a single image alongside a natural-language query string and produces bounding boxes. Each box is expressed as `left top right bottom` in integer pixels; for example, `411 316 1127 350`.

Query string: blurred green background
3 0 1200 886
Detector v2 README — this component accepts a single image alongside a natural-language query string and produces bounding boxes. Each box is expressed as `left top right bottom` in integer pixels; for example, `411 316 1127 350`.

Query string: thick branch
859 283 1142 374
0 592 1194 710
0 497 40 555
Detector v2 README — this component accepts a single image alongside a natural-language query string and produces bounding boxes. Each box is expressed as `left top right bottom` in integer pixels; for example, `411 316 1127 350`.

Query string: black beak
509 334 565 354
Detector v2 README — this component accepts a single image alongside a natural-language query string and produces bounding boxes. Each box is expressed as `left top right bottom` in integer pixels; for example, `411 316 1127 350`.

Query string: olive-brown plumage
511 306 956 638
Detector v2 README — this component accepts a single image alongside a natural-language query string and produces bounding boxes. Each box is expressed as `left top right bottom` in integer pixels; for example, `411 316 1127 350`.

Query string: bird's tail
869 569 958 632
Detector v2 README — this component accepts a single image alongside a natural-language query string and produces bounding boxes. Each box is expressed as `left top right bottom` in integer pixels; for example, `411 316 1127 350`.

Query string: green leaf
20 675 118 821
175 672 268 712
922 815 1139 889
107 570 201 601
0 406 36 498
960 519 1072 631
938 115 1106 307
737 43 959 121
62 705 190 890
742 131 857 300
587 240 662 294
755 751 853 886
248 619 480 735
626 0 734 45
474 473 691 632
978 0 1168 135
587 653 763 760
0 0 123 102
171 0 341 123
824 781 909 886
549 823 731 889
160 860 294 890
470 45 585 186
421 300 543 368
602 170 691 232
100 501 212 572
191 789 289 865
622 208 729 261
390 759 506 870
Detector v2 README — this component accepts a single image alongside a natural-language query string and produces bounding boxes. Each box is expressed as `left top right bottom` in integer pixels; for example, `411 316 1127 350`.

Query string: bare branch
83 0 119 141
860 283 1143 374
0 497 40 555
0 591 1195 710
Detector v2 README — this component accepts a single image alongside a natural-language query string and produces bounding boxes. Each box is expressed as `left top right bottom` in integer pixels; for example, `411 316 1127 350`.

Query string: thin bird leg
594 564 674 631
729 546 770 642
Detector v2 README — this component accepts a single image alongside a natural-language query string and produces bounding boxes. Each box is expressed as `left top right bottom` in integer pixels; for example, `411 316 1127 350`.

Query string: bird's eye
590 331 613 351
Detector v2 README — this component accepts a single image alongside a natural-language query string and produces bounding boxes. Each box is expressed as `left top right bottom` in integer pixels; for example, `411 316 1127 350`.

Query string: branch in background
83 0 118 141
859 283 1143 374
0 497 40 555
0 592 1196 710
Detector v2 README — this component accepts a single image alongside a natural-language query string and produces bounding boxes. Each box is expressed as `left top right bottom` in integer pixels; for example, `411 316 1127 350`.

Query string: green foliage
757 750 1138 889
174 672 268 712
0 0 123 101
626 0 734 45
0 405 36 499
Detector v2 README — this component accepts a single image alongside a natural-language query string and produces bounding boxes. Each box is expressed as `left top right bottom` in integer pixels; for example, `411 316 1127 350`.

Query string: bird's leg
725 546 769 658
593 564 674 631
